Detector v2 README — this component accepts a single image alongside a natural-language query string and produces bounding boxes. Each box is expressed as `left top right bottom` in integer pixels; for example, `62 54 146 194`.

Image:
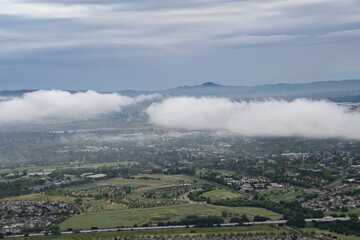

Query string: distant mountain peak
201 82 220 87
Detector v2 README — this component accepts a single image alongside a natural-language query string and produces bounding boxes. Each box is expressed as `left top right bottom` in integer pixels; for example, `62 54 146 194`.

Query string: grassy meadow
200 188 243 201
59 204 244 230
258 189 301 202
232 207 283 220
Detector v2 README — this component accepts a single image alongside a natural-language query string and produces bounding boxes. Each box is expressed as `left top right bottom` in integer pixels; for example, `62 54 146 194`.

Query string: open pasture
258 189 301 202
60 204 246 230
200 188 243 201
232 207 283 220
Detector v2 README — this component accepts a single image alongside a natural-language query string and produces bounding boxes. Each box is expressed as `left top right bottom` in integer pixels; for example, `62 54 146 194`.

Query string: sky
0 0 360 91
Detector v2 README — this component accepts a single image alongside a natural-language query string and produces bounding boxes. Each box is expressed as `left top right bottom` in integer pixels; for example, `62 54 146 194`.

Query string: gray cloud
0 90 160 124
146 97 360 139
0 0 359 90
1 0 359 54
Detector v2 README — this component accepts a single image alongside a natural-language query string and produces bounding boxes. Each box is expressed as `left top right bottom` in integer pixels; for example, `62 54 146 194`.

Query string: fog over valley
0 81 360 139
147 97 360 139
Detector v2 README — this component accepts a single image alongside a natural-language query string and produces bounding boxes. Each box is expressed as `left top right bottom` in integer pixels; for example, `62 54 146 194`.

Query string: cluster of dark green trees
188 184 214 202
315 215 360 236
155 215 224 228
0 177 42 198
178 215 224 227
229 214 250 223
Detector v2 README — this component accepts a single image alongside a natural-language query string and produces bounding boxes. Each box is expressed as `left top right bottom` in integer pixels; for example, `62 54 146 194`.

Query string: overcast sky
0 0 360 91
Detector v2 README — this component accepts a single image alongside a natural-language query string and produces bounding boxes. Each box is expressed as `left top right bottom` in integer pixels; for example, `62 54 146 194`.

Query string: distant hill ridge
1 79 360 100
159 79 360 98
191 79 360 90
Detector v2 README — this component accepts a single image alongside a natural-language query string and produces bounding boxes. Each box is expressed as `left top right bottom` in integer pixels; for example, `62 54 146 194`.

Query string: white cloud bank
0 90 159 124
146 97 360 139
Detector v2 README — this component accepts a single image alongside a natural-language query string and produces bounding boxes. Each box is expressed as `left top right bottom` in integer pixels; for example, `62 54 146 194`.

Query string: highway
4 217 351 238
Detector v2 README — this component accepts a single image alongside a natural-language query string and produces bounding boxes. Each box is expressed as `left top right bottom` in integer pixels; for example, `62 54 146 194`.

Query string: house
0 224 24 234
241 184 254 192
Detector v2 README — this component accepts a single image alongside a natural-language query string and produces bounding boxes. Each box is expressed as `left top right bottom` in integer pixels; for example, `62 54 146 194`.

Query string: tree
49 226 61 235
287 217 305 228
253 215 271 222
222 211 229 217
341 207 349 212
241 214 249 222
230 217 240 223
349 213 358 221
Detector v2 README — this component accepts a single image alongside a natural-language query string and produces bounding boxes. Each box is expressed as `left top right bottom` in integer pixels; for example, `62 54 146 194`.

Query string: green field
98 174 196 192
325 207 360 218
347 208 360 215
200 188 243 201
60 204 251 230
65 174 192 192
66 183 104 191
232 207 283 220
258 189 301 202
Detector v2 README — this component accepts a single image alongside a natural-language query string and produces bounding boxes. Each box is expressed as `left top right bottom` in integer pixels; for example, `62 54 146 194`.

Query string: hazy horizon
1 78 360 92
